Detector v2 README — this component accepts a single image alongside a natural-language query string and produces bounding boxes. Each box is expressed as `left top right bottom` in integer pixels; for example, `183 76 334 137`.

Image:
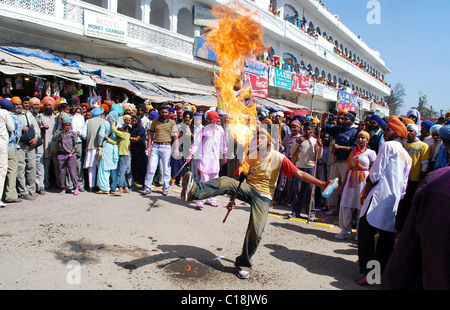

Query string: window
177 8 194 38
150 0 170 30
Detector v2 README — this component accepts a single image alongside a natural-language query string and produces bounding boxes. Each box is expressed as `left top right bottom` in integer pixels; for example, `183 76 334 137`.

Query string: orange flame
206 1 266 166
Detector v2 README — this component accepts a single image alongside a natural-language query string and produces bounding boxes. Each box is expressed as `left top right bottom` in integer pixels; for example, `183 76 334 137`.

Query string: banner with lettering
292 73 309 94
242 58 268 98
337 90 358 112
268 66 293 91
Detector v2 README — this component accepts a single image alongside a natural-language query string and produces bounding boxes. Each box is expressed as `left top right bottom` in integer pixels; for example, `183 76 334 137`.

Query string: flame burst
206 2 266 173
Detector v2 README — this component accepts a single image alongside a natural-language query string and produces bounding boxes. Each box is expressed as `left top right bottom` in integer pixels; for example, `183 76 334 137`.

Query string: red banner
292 74 310 94
241 72 268 99
338 102 357 112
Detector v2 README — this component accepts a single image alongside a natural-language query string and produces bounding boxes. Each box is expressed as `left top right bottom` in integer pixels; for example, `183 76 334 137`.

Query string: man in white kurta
357 116 412 285
187 110 227 209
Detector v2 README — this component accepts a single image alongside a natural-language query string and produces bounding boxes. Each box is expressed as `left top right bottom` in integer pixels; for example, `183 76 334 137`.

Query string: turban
62 115 72 124
262 118 273 124
123 103 135 111
149 111 159 120
101 104 109 112
406 109 421 127
91 107 104 118
207 110 220 122
182 103 191 111
388 115 408 139
176 109 183 116
407 124 419 135
430 124 442 135
402 118 415 125
42 96 56 107
103 100 114 107
445 112 450 119
421 119 434 129
11 96 21 104
275 111 284 117
358 131 370 141
258 128 271 141
55 97 66 109
191 105 197 113
439 125 450 140
0 98 13 111
310 117 319 124
193 112 202 118
168 107 175 113
370 114 387 130
344 112 355 122
145 105 152 111
111 104 123 116
29 97 40 105
337 110 348 118
81 103 90 110
290 120 301 128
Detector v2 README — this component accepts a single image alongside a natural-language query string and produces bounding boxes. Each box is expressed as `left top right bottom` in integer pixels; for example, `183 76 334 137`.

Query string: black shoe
4 199 22 203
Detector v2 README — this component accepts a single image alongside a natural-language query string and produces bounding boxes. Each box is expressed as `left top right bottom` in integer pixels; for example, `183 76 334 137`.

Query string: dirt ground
0 184 379 292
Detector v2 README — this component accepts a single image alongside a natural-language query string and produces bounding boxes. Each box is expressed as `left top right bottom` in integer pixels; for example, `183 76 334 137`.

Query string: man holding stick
181 128 331 279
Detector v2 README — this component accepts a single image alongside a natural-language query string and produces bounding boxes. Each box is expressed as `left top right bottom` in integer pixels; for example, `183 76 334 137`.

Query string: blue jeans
292 167 315 218
144 143 172 191
117 155 130 188
190 176 272 269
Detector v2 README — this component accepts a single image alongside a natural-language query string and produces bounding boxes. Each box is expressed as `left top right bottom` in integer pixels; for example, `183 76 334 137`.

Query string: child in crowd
105 123 131 195
52 115 79 195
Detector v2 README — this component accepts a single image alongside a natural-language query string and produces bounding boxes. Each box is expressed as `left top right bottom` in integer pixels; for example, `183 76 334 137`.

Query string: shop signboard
242 58 268 98
292 73 309 94
84 10 127 44
268 66 292 91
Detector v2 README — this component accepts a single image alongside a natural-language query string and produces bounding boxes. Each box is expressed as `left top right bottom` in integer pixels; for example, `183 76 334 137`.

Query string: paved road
0 184 378 292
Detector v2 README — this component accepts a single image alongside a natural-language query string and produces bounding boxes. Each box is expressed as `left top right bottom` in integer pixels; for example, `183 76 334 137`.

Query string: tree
385 82 406 116
411 92 432 117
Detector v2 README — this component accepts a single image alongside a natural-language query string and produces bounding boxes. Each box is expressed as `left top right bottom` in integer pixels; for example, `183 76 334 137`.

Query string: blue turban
168 107 175 113
344 112 355 122
193 112 202 118
91 107 104 118
111 104 123 116
62 115 72 124
149 111 159 120
421 119 434 129
430 124 442 135
0 98 13 111
370 114 387 130
439 125 450 140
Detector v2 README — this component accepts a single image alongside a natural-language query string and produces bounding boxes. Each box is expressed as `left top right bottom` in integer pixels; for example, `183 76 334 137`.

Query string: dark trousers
192 176 272 269
395 180 418 232
292 167 315 217
357 213 395 275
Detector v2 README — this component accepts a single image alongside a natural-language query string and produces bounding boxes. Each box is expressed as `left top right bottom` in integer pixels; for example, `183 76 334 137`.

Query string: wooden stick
223 173 247 223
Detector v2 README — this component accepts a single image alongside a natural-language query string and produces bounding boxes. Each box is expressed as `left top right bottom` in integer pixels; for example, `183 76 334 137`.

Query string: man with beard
432 125 450 170
320 111 358 215
140 105 179 196
367 115 386 154
357 116 412 285
68 99 86 192
15 96 40 200
28 97 46 195
3 98 24 203
39 96 59 190
180 128 332 279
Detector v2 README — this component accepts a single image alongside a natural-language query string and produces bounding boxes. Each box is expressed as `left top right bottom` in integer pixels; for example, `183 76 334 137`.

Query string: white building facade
0 0 391 116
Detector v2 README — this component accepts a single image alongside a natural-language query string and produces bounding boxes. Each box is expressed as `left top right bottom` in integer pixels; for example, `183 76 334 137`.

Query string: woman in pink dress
336 131 376 239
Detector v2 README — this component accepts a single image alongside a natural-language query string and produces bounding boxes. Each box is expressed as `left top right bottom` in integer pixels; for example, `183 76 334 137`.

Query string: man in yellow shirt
181 128 331 279
396 123 430 232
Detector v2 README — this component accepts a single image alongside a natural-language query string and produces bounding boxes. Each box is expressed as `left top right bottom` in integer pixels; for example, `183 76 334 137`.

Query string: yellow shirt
245 149 285 199
404 140 430 182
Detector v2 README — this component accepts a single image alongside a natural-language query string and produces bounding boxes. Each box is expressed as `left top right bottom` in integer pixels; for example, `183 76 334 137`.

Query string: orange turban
29 97 40 105
388 115 408 139
81 103 90 110
11 96 21 104
358 131 370 141
42 96 56 107
402 118 415 125
258 128 272 141
101 104 109 112
337 110 348 118
262 118 273 124
103 100 114 107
